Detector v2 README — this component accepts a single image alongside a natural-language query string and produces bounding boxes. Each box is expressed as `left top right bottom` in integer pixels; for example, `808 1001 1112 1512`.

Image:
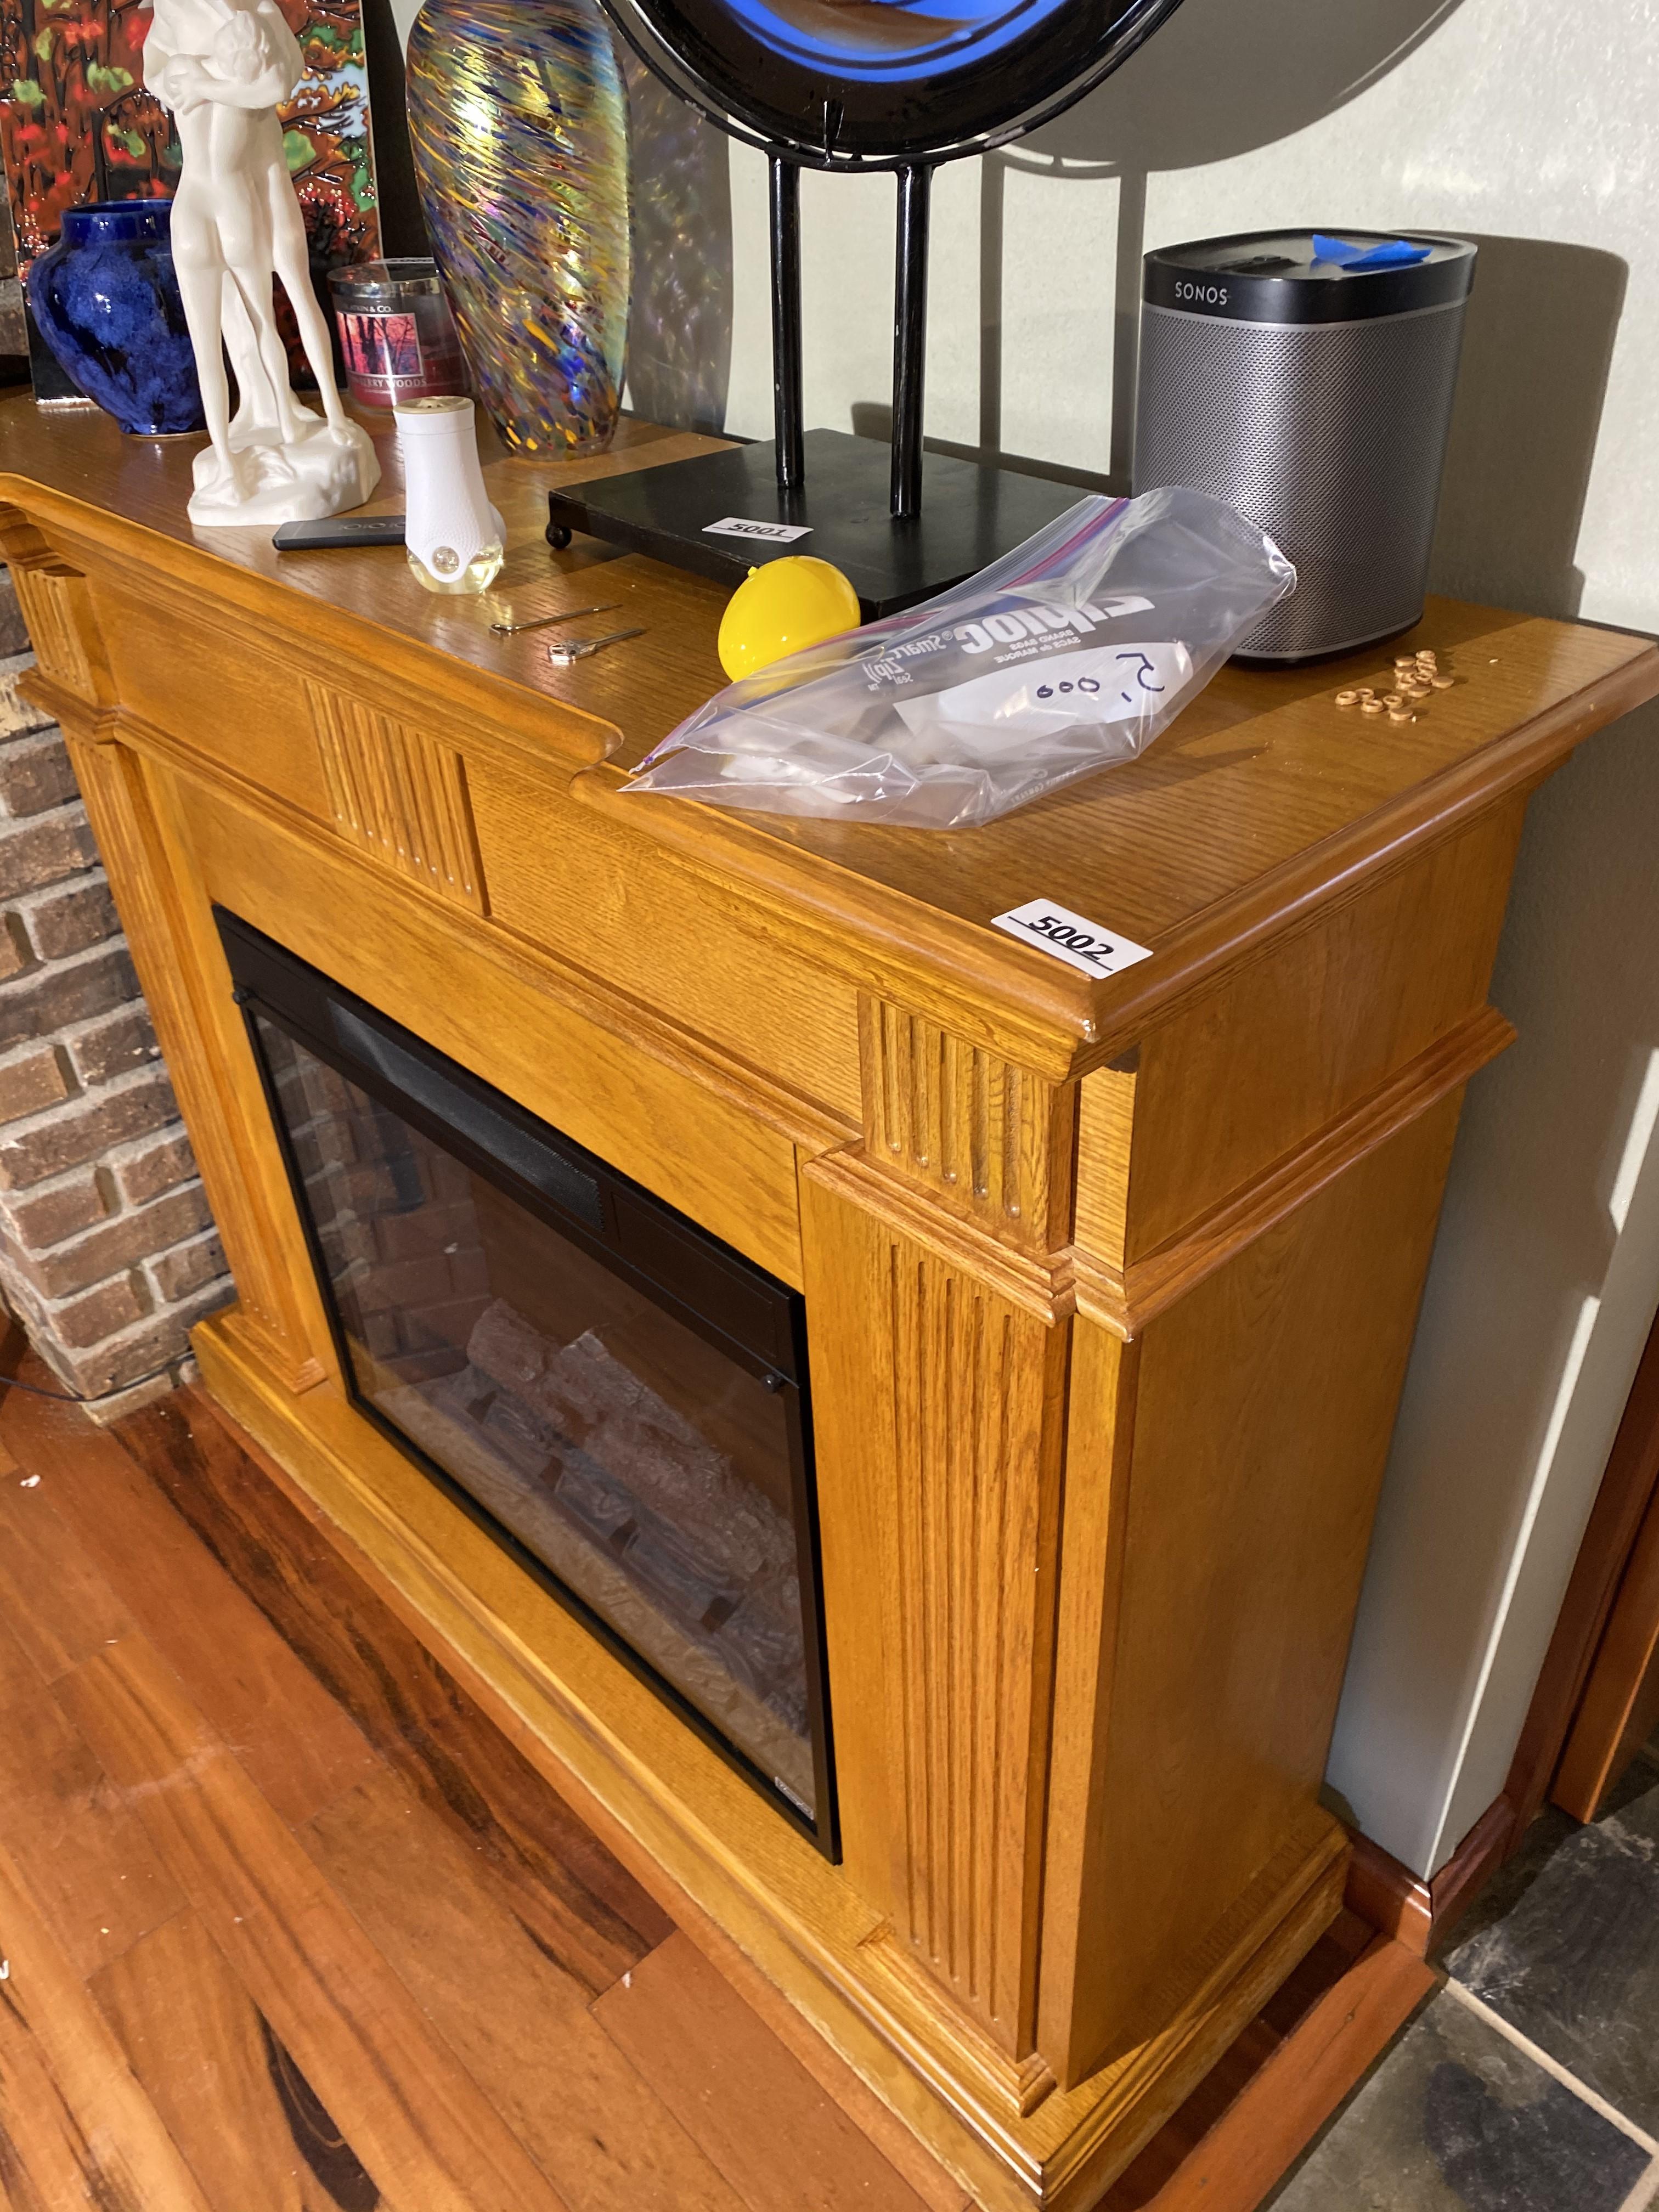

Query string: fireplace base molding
3 398 1656 2212
194 1304 1348 2210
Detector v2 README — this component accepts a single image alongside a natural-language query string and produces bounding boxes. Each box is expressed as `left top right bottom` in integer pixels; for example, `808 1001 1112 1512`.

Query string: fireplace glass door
219 911 835 1852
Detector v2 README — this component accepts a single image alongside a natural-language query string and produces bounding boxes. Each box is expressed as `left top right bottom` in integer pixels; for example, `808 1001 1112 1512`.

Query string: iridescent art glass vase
406 0 631 457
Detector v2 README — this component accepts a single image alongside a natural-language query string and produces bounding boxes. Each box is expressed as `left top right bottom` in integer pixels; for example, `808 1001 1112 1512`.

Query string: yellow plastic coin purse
717 556 862 681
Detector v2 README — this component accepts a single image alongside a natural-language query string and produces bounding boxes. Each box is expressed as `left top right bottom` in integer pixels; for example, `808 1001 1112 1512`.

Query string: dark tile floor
1266 1745 1659 2211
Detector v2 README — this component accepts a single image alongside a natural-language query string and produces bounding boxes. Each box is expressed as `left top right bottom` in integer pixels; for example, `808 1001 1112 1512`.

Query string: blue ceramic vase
27 201 205 436
405 0 630 456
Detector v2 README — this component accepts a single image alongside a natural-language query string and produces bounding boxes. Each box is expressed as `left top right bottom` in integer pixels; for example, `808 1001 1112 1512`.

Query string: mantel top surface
3 393 1655 1052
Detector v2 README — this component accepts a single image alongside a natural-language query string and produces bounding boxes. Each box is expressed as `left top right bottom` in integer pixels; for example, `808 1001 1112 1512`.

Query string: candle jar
328 259 467 411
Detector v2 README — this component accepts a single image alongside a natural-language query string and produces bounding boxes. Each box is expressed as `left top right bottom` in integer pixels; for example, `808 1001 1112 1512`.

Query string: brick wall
0 567 234 1417
270 1032 488 1383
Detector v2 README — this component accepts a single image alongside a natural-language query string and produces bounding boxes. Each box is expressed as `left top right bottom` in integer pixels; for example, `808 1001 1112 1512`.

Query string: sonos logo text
1174 280 1229 307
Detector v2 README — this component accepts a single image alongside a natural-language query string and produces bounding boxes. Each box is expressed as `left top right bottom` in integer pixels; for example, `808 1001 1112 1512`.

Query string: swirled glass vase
406 0 631 457
27 202 205 436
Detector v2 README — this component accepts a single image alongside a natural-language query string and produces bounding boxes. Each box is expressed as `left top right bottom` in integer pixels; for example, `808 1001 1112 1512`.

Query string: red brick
51 1269 151 1348
287 1127 331 1184
382 1254 457 1308
0 580 29 662
27 873 118 959
0 1070 178 1190
359 1310 399 1359
351 1251 455 1316
108 1127 196 1206
339 1161 402 1211
448 1247 490 1298
144 1227 225 1305
400 1294 492 1351
315 1216 375 1279
67 1004 158 1087
0 806 98 899
275 1058 350 1119
0 1166 109 1249
0 913 34 980
310 1115 360 1170
387 1347 467 1385
0 1042 72 1125
337 1217 377 1265
310 1062 356 1113
293 1148 337 1205
0 654 53 740
33 1277 230 1398
0 730 76 819
428 1153 473 1201
373 1201 475 1260
10 1181 212 1300
0 944 139 1051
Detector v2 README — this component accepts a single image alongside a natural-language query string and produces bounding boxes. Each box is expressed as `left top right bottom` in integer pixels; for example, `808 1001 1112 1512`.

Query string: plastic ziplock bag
624 487 1295 830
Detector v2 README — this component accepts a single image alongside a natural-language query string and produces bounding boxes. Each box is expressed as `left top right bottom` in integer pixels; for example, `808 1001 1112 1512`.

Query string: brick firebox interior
0 555 232 1410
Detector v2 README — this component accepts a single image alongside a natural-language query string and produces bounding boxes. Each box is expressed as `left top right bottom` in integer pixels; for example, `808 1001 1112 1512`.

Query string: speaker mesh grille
1135 304 1466 658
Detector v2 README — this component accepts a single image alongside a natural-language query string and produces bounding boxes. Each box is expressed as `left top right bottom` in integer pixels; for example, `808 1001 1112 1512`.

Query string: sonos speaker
1134 230 1477 661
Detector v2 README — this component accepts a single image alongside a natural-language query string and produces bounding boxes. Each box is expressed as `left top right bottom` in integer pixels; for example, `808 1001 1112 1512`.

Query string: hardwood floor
0 1360 1430 2212
0 1364 963 2212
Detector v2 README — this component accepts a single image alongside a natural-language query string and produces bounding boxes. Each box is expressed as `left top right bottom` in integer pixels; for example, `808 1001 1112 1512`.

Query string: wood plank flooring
0 1831 216 2212
0 1362 963 2212
0 1355 1429 2212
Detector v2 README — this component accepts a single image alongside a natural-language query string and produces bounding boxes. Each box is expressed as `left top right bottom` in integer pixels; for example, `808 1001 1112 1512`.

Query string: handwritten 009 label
990 900 1154 980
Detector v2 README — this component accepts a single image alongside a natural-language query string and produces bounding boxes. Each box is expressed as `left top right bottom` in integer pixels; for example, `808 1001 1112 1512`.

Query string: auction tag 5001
990 899 1153 980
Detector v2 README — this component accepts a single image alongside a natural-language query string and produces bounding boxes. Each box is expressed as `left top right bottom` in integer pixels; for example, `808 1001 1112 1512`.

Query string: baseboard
1344 1835 1432 1955
1426 1797 1517 1945
1343 1795 1517 1959
1127 1935 1436 2211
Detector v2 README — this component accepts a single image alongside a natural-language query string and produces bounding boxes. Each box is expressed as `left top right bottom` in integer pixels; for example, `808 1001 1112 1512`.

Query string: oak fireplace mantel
3 395 1654 2212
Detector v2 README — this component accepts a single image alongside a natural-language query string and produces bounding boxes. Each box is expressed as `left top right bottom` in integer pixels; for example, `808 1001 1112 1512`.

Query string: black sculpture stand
546 154 1083 617
544 428 1084 618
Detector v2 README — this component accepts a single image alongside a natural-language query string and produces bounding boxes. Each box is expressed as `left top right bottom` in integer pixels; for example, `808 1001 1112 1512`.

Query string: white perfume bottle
393 395 505 594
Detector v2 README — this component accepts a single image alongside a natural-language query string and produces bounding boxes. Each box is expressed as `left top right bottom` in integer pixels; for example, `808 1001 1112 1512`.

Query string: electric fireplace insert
218 910 837 1853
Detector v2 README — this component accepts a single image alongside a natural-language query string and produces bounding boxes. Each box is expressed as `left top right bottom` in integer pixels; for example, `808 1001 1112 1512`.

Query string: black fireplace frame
215 908 839 1859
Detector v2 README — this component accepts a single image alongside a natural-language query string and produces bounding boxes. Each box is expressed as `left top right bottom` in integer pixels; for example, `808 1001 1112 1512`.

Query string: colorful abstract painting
0 0 380 373
278 0 382 274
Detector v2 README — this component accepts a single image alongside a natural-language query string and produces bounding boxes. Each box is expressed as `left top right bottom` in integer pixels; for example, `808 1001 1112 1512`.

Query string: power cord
0 1357 185 1406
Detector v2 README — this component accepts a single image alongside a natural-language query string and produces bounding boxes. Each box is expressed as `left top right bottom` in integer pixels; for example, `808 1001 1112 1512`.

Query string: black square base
545 428 1088 619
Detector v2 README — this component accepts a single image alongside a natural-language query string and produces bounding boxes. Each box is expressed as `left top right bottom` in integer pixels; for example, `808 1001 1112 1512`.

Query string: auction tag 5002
990 899 1153 980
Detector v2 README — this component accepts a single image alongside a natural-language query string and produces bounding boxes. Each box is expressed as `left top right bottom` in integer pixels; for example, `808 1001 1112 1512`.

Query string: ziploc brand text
861 595 1154 686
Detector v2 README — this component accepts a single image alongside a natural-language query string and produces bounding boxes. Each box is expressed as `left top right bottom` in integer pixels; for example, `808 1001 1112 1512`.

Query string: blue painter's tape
1312 233 1434 270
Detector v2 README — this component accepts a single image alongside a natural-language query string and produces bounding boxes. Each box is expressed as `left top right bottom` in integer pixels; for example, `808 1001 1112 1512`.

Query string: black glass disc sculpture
600 0 1184 169
547 0 1187 613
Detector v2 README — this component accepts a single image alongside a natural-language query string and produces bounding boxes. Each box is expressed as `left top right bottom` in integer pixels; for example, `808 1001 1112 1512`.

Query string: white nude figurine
143 0 379 525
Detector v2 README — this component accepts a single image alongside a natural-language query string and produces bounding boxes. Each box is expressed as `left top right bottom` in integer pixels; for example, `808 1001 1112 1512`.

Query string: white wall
1329 740 1659 1873
714 0 1659 1877
393 0 1659 1878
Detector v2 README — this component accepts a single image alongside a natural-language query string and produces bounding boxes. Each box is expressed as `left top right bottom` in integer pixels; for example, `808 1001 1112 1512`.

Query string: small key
548 626 646 663
490 602 618 636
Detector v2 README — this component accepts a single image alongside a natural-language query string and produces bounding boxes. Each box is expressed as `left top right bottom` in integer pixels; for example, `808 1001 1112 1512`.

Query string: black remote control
272 515 407 551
